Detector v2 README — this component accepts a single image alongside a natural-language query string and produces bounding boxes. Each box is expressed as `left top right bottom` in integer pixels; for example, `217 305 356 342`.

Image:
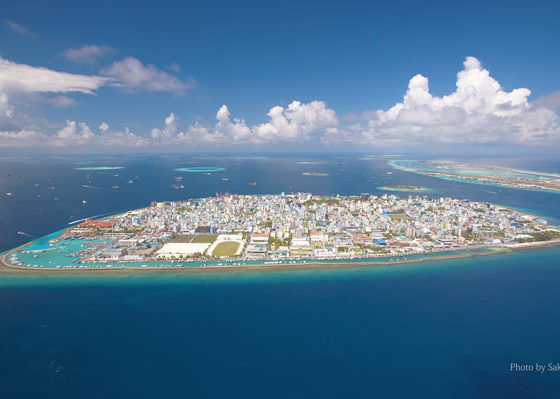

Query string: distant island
389 160 560 193
75 166 124 171
302 172 329 176
3 193 559 272
378 185 431 192
174 167 226 173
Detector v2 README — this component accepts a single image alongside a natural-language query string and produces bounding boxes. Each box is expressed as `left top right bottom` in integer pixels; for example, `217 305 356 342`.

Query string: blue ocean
1 154 560 398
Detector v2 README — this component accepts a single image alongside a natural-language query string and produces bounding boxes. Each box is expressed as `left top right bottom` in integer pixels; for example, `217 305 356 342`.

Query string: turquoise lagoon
174 166 226 172
74 166 124 171
377 186 436 193
389 160 560 194
6 227 500 271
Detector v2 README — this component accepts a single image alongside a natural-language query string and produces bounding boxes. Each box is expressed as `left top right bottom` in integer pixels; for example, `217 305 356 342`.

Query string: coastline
2 238 560 275
377 186 433 193
388 160 560 194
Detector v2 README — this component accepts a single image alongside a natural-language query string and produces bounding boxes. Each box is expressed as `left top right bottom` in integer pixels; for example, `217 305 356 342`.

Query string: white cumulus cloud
101 57 196 95
253 100 338 142
336 56 560 145
0 121 148 148
1 56 559 150
55 120 95 145
170 101 338 145
150 112 178 141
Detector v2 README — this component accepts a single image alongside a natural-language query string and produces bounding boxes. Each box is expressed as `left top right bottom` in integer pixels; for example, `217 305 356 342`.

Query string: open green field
388 213 409 220
212 241 240 257
170 234 194 243
192 234 218 244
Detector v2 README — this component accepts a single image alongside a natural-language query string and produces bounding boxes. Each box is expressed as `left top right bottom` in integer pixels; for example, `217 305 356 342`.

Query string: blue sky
1 0 559 153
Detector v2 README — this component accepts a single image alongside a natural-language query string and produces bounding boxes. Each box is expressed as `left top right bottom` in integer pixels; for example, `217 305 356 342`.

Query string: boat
175 176 183 181
127 179 133 184
203 172 212 175
172 184 184 190
113 174 119 177
386 171 393 175
112 185 120 190
248 182 258 186
33 183 40 187
48 186 56 190
82 200 88 204
54 197 59 200
5 192 12 196
221 178 229 181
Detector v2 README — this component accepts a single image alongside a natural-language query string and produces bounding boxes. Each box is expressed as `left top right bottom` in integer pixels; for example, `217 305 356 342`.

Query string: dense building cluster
60 193 558 262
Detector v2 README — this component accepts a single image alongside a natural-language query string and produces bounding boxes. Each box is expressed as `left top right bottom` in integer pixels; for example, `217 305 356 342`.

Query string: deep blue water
1 154 560 398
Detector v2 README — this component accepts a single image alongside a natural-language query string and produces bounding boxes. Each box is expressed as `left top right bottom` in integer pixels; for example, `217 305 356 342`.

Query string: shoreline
388 160 560 194
2 239 560 275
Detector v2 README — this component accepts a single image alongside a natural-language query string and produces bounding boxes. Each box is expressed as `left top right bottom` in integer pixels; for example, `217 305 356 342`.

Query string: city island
2 192 560 272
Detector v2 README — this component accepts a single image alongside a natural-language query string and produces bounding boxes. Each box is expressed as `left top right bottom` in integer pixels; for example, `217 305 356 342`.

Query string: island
174 167 226 173
3 193 560 272
377 185 431 192
389 160 560 193
302 172 329 176
75 166 124 171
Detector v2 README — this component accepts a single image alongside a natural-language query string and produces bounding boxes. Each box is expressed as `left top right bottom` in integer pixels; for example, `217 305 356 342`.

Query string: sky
1 0 560 154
